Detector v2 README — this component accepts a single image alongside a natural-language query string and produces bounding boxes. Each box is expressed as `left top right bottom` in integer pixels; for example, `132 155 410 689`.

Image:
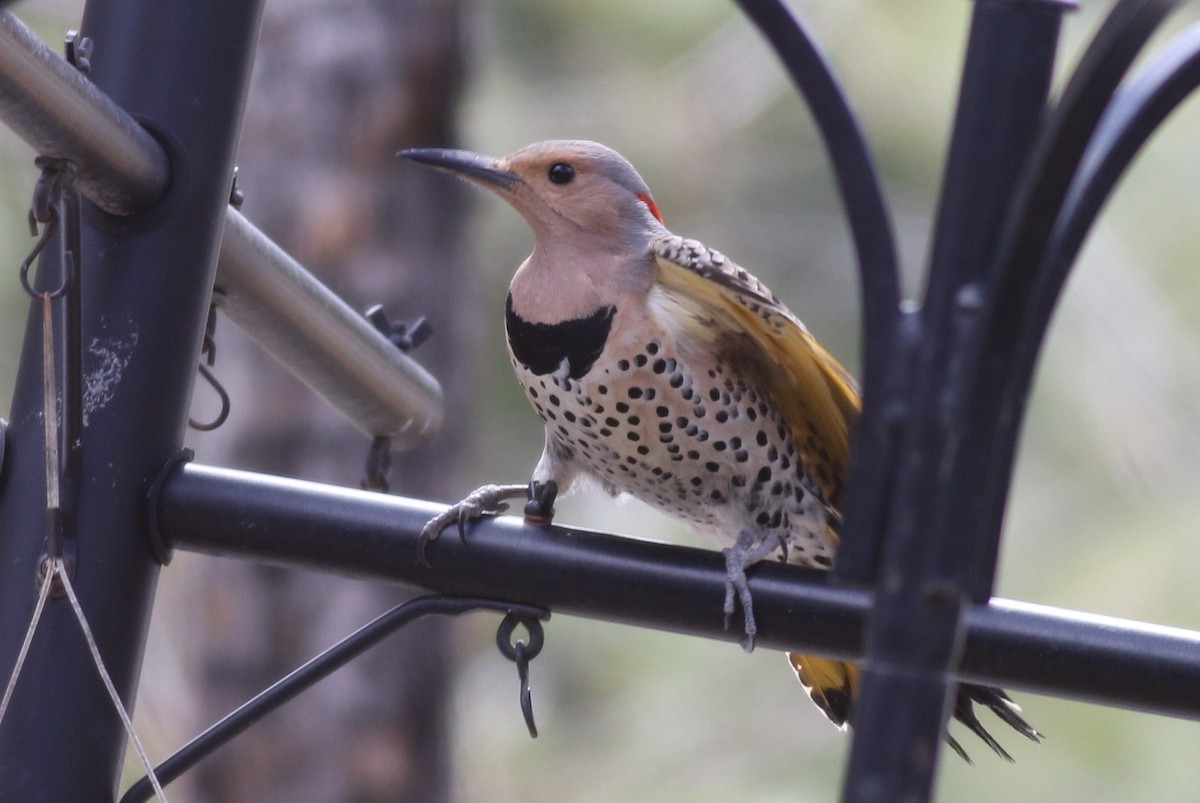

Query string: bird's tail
788 653 858 729
787 653 1043 762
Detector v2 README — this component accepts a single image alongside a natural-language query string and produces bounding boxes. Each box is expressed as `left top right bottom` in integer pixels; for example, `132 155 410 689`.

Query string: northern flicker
402 140 1041 761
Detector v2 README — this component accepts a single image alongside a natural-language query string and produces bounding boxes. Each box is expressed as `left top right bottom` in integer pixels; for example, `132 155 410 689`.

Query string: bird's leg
722 530 788 652
417 483 530 567
523 479 558 523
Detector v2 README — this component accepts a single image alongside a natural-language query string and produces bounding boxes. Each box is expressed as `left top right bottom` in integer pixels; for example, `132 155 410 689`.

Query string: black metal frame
2 0 1200 800
119 595 550 803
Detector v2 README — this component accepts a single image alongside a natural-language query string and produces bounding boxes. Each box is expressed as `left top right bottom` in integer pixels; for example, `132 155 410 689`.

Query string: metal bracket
365 305 432 353
145 449 194 566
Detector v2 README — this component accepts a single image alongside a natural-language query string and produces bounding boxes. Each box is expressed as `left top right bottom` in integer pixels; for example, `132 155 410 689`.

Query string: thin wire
6 171 165 798
55 560 169 802
41 293 60 511
0 564 55 729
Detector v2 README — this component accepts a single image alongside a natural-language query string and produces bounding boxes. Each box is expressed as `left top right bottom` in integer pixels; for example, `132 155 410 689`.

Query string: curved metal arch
988 0 1179 322
730 0 906 588
945 0 1184 598
1033 18 1200 358
731 0 902 379
966 12 1200 593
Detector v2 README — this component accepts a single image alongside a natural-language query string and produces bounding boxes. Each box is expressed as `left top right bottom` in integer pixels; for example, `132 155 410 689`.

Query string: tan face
495 142 663 238
401 140 664 249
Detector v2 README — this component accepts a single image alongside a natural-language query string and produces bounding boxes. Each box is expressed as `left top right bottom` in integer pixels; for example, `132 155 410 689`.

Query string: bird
400 139 1041 762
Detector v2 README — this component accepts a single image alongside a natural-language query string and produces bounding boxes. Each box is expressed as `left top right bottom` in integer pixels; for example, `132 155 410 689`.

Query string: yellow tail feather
788 653 860 729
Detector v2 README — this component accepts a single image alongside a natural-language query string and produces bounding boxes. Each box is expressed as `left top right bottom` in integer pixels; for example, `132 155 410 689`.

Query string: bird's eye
548 162 575 185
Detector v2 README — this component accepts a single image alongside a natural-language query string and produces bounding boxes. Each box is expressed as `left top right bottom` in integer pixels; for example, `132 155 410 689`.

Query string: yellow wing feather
651 234 860 509
653 234 863 729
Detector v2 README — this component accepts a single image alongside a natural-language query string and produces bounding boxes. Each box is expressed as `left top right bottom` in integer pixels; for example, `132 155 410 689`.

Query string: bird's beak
399 148 521 192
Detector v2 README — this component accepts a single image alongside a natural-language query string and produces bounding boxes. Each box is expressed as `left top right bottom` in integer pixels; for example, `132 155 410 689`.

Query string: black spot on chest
506 292 615 379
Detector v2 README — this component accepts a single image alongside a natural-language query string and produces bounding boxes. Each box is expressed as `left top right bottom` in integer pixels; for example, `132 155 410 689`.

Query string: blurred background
3 0 1200 800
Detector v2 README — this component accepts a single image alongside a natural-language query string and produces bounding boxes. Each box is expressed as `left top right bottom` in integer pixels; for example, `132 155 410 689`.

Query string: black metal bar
947 0 1179 601
730 1 904 586
841 0 1070 589
154 461 1200 721
923 1 1069 300
843 2 1072 800
119 596 547 803
962 599 1200 717
915 0 1072 594
0 1 263 798
158 462 866 658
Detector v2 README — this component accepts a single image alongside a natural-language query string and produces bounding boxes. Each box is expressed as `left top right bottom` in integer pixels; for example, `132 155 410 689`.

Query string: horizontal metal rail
0 10 443 442
156 461 1200 722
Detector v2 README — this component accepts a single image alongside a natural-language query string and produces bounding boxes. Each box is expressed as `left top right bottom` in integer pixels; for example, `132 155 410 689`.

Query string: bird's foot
417 483 530 567
722 530 787 653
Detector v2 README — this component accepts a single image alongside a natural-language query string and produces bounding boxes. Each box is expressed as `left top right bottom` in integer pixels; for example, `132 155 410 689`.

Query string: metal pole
0 0 264 798
842 2 1071 800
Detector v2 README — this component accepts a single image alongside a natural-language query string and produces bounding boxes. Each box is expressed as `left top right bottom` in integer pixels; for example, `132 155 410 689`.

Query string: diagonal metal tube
0 10 443 442
214 208 444 442
0 11 168 214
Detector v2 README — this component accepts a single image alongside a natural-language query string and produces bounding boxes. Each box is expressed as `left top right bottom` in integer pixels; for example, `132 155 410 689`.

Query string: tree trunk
177 2 473 800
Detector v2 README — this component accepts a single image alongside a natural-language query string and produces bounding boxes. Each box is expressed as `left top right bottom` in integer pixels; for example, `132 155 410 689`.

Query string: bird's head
400 140 666 255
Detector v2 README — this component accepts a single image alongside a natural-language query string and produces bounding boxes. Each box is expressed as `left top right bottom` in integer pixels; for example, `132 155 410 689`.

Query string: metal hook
19 208 71 300
361 435 392 492
228 167 245 210
21 157 77 300
188 363 230 432
30 157 74 223
198 303 219 367
496 613 546 738
189 304 229 431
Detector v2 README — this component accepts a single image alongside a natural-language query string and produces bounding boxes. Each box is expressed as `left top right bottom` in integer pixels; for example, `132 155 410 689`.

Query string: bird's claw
417 483 530 567
722 549 758 652
458 501 510 539
721 530 788 652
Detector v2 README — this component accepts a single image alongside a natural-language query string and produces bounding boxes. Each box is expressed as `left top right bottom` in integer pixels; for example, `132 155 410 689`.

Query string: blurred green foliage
4 2 1200 801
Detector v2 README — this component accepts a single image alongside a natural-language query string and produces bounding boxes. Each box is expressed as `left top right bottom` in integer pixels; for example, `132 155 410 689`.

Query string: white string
0 563 55 728
55 560 169 802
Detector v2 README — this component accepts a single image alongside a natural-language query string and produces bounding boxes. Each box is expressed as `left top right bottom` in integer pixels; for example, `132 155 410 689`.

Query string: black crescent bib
505 292 615 379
